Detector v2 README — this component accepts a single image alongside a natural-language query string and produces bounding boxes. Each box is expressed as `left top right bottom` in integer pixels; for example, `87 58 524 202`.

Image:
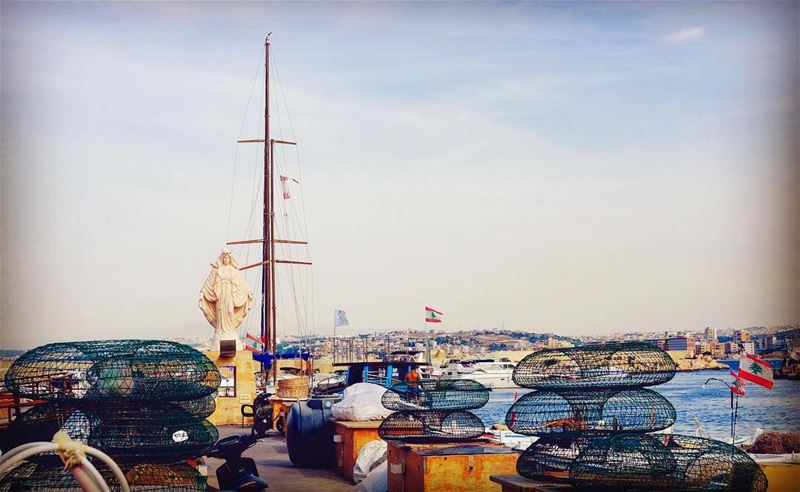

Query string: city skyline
2 2 798 349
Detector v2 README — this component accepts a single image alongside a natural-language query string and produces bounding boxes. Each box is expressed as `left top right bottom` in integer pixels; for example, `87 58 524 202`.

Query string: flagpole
333 309 337 365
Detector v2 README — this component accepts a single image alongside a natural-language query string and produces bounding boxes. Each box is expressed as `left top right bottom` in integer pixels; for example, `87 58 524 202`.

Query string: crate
387 440 518 492
334 420 382 482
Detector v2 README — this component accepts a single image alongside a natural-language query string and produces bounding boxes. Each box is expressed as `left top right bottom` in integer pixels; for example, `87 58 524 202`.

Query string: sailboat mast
262 35 272 376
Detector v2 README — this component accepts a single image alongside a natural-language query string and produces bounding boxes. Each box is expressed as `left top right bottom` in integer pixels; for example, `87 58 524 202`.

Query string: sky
1 2 798 349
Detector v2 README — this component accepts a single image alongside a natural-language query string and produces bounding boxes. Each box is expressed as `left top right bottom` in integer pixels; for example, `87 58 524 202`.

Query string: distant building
786 333 800 349
642 339 667 351
753 334 776 352
667 337 694 354
704 327 718 342
733 330 751 342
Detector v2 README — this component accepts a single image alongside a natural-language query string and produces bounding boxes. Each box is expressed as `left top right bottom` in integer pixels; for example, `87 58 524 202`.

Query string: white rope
0 433 130 492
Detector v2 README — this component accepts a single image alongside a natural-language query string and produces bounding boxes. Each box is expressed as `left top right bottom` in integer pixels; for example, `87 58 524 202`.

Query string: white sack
351 460 387 492
352 440 388 484
332 383 392 421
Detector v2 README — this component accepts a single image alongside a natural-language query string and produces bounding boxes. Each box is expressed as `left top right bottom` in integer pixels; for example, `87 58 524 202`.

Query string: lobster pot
277 376 310 399
0 462 207 492
569 434 768 492
516 434 609 481
505 388 675 436
125 463 208 491
3 340 221 401
382 379 490 411
513 342 676 389
0 401 219 465
378 411 485 443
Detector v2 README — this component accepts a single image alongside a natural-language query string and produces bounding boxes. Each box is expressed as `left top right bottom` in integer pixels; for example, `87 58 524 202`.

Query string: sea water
473 370 800 440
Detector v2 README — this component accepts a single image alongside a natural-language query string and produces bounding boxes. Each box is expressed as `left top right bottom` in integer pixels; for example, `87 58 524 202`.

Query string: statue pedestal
205 350 257 426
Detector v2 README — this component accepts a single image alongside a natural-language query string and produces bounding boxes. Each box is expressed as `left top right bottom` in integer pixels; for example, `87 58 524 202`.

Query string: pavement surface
206 425 353 492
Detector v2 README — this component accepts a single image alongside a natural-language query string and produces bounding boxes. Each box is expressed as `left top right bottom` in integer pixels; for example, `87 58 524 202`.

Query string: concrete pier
206 426 352 491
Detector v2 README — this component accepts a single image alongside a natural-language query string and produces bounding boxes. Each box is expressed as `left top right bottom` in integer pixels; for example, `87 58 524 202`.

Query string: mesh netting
0 402 218 465
0 461 207 491
506 389 675 436
4 340 220 401
513 343 676 389
517 434 610 481
569 434 768 492
378 411 485 443
382 379 490 411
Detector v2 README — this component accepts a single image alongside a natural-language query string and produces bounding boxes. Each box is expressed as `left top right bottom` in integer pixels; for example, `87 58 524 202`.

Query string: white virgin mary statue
199 249 254 349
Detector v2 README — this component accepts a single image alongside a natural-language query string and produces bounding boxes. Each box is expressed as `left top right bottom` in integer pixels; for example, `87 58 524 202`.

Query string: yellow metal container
760 462 800 492
388 440 518 492
334 420 382 482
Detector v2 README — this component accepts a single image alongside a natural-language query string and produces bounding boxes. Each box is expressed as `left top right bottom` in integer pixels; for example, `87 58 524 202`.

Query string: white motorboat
439 359 520 389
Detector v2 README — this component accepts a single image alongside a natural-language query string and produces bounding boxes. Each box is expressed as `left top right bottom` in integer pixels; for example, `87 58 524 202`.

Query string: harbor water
473 370 800 440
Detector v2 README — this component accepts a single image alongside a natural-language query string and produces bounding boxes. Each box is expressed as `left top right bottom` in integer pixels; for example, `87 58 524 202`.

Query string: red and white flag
280 175 291 199
738 352 774 390
244 333 264 353
730 369 746 396
425 306 443 323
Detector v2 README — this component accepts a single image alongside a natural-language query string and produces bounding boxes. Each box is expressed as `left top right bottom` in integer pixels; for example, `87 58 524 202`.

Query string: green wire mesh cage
0 401 218 465
516 434 610 481
569 434 768 492
382 379 490 411
378 411 485 443
513 343 676 389
4 340 221 402
505 389 675 436
0 461 207 491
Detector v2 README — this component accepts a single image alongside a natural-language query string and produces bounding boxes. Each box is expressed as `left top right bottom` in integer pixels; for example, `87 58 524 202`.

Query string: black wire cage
0 401 219 465
516 433 611 481
0 461 207 491
569 434 768 492
378 411 486 443
513 343 676 389
4 340 221 402
382 379 490 411
506 388 676 436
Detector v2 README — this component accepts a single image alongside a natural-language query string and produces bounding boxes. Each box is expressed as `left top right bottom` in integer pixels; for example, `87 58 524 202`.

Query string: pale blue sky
1 2 797 348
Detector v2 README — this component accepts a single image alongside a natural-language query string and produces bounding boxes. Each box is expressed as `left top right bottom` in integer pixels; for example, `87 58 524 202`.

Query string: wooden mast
262 35 272 380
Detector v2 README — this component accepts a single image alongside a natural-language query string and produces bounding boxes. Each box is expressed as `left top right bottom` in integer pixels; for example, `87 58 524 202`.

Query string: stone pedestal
205 350 257 426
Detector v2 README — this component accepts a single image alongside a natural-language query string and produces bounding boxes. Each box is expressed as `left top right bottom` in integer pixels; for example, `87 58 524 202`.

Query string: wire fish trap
517 433 611 481
0 461 207 491
505 389 675 436
378 411 485 443
513 342 676 390
125 463 207 491
569 434 768 492
0 401 219 465
382 379 490 411
4 340 221 402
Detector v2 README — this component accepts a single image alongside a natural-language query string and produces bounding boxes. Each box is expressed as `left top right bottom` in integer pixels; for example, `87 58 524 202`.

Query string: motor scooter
204 430 268 491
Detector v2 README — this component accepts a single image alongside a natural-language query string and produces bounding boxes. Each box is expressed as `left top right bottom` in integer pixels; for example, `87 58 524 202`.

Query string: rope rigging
224 43 316 349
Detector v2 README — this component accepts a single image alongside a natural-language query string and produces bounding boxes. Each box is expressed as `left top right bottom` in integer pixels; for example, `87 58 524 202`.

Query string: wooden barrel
277 376 309 399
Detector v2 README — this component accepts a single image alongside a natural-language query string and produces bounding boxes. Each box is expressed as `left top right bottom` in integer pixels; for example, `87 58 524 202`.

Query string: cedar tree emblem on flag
425 306 443 323
737 352 774 390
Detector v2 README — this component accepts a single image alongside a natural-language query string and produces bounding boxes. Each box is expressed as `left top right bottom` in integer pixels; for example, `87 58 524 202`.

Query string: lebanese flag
425 306 443 323
244 333 264 353
730 369 746 396
738 352 774 390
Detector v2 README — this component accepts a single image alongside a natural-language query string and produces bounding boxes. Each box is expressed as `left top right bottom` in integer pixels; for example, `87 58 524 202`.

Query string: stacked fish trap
506 342 767 491
0 340 221 491
378 379 489 443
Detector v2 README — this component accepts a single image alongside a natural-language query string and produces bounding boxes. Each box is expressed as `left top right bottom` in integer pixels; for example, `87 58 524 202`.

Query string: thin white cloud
663 26 706 44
